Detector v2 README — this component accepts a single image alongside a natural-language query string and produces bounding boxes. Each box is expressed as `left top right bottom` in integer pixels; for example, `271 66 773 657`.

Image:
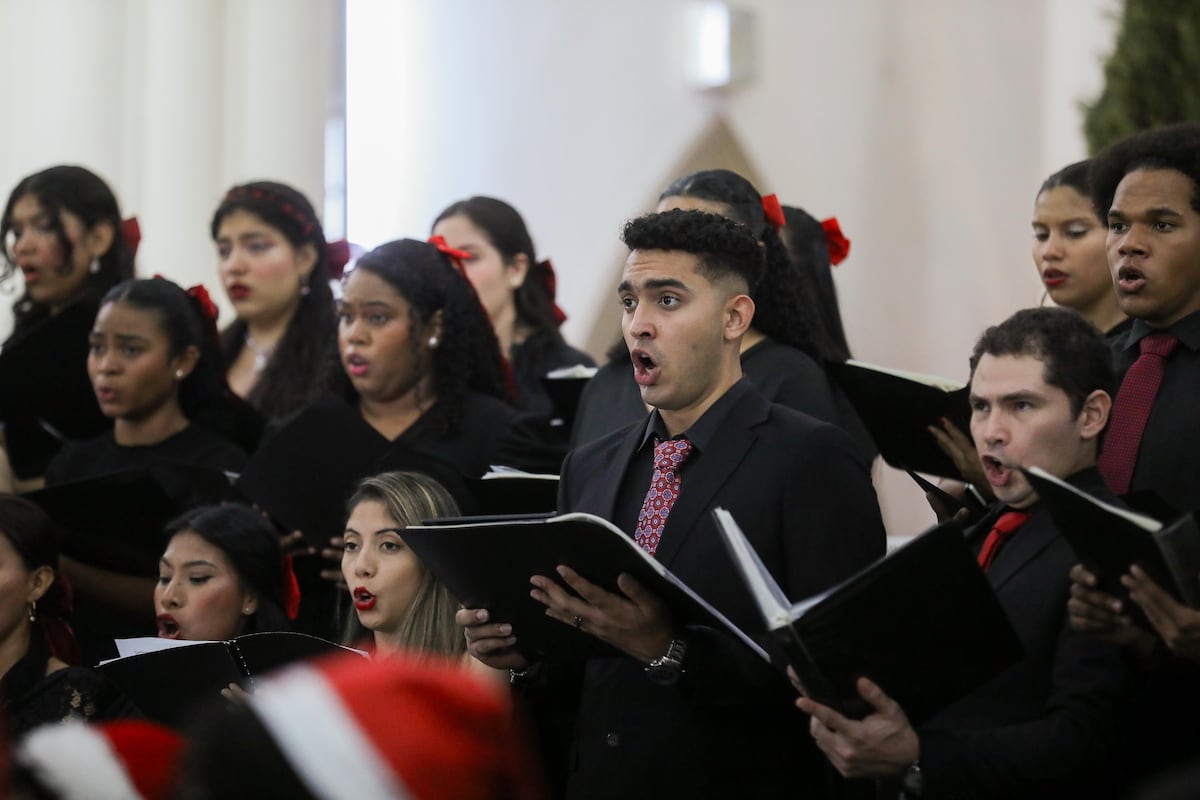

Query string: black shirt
1107 309 1200 513
511 330 595 419
46 424 247 485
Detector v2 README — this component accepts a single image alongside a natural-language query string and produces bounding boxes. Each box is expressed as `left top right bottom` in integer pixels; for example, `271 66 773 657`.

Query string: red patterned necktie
1098 331 1180 495
977 511 1030 571
634 437 694 556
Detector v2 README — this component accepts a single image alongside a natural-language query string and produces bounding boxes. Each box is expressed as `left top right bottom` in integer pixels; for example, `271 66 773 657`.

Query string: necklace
244 333 275 373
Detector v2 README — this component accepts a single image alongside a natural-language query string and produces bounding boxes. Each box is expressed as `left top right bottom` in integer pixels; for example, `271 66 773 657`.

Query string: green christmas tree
1083 0 1200 154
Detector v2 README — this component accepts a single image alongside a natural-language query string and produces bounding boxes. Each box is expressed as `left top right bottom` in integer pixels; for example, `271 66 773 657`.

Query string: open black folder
402 513 767 662
713 508 1023 726
96 632 362 728
827 360 971 480
1022 466 1200 609
465 470 559 516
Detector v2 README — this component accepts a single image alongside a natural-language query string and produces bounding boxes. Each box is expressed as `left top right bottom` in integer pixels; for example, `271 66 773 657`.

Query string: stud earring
175 369 185 380
428 336 439 349
88 257 100 275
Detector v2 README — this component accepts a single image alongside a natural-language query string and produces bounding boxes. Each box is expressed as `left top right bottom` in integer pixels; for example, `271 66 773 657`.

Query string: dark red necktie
1098 331 1180 495
634 437 694 556
977 511 1030 571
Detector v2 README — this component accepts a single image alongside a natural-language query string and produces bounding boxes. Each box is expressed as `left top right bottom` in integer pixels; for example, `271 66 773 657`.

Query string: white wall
346 0 1119 534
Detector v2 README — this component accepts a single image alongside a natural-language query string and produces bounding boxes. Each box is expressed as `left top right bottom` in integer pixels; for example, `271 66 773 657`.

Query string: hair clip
427 235 472 274
820 217 851 265
121 217 141 259
761 194 786 231
536 259 567 327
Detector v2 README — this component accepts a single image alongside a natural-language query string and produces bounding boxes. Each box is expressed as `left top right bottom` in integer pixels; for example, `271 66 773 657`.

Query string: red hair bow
536 259 567 327
280 555 302 620
820 217 851 265
326 239 352 281
761 194 786 231
427 235 471 274
186 284 220 325
121 217 141 258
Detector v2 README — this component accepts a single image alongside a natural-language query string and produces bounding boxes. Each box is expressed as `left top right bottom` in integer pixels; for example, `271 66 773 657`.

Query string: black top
569 337 870 459
2 635 138 739
1104 316 1134 341
46 424 247 485
1107 309 1200 514
511 330 595 418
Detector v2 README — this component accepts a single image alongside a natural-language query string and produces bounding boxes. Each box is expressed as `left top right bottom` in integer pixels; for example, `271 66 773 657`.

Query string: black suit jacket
550 384 887 800
917 469 1129 799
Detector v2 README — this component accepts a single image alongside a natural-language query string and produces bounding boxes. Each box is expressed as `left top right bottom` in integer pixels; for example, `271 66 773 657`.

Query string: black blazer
551 385 887 800
917 469 1129 799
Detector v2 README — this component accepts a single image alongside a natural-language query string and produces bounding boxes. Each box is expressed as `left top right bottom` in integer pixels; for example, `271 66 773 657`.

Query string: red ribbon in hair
186 284 220 325
820 217 851 265
121 217 142 258
427 235 472 274
39 572 81 666
761 194 786 231
326 239 352 280
536 259 568 327
280 555 302 620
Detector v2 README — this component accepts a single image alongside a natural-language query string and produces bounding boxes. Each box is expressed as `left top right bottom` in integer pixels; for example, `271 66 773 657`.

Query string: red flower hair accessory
761 194 786 231
535 259 567 327
121 217 141 258
326 239 352 280
427 235 471 274
280 555 302 620
820 217 851 265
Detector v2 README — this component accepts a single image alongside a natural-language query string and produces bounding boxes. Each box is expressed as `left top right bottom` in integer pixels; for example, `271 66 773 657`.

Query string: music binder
402 512 767 662
97 632 361 727
1022 466 1200 609
713 507 1022 725
827 360 971 480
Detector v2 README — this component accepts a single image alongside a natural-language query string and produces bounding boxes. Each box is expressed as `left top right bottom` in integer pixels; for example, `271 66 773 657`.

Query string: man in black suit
459 209 886 799
796 308 1129 799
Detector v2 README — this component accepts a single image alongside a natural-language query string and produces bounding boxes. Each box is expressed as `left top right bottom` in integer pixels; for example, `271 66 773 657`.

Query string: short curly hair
621 209 764 292
968 307 1115 418
1089 122 1200 218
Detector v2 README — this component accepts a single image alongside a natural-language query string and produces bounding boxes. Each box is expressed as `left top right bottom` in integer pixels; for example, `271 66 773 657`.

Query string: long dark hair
780 205 852 362
99 279 230 425
659 169 836 361
0 494 78 664
341 239 509 436
211 181 338 419
2 166 135 338
163 505 290 634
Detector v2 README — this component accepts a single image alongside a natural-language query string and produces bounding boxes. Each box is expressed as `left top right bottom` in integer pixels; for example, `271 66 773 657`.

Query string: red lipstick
352 587 376 611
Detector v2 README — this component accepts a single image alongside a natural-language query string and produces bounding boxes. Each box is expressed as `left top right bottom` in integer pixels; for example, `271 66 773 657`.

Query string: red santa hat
17 720 183 800
248 652 546 800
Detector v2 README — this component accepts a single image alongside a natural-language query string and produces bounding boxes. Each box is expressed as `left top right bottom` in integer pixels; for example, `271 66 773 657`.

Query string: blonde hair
342 471 465 659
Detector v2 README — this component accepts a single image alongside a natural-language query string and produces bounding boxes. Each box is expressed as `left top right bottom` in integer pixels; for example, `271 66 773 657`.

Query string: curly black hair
211 181 339 420
659 169 835 361
1089 122 1200 219
339 239 509 436
621 209 764 290
969 307 1116 418
1 165 135 338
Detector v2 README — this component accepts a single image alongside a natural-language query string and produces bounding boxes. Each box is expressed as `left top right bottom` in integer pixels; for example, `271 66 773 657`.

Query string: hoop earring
27 600 36 623
88 257 101 275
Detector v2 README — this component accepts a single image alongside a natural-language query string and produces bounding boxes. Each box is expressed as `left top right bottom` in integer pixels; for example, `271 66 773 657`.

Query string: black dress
2 634 138 739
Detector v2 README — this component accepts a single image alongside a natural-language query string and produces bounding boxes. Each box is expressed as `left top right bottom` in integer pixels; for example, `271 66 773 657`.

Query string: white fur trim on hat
18 723 142 800
251 665 412 799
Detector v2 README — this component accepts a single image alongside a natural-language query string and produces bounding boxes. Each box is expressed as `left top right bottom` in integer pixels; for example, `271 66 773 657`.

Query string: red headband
121 217 141 258
761 194 786 231
280 555 301 620
820 217 851 266
536 258 567 327
427 235 472 274
223 185 318 237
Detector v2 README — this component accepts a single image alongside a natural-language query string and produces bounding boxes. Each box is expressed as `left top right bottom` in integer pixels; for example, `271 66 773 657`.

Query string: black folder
402 512 766 662
0 303 110 477
96 632 360 728
828 360 971 480
714 508 1023 725
541 367 597 428
24 465 238 574
466 471 559 516
1022 466 1200 609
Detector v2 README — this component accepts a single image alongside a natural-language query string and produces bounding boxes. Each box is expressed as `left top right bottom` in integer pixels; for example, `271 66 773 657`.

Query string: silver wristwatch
644 637 688 686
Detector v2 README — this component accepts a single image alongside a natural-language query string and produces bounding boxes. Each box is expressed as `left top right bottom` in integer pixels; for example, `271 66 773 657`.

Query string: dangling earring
27 600 36 622
428 336 439 349
88 257 100 275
